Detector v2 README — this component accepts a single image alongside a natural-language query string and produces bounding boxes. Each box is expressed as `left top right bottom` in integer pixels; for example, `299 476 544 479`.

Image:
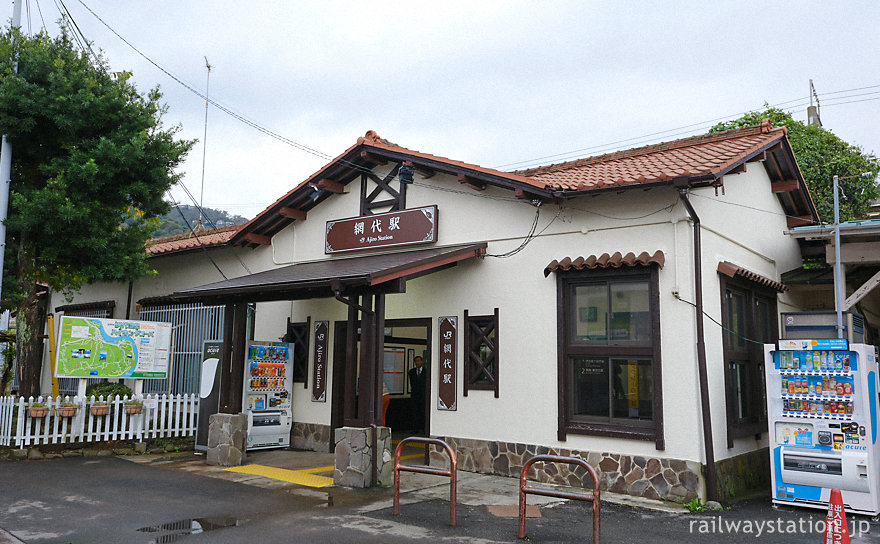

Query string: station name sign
325 205 437 254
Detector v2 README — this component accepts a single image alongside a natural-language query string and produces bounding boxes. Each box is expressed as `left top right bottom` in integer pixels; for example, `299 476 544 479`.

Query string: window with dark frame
556 266 663 448
720 276 777 446
283 318 310 386
463 308 499 398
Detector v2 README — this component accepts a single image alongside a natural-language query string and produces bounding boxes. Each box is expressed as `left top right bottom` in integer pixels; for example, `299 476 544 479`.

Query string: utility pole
0 0 22 312
833 174 843 338
198 57 212 231
807 79 822 127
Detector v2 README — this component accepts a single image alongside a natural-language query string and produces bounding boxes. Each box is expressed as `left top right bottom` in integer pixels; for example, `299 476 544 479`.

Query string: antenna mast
198 57 212 230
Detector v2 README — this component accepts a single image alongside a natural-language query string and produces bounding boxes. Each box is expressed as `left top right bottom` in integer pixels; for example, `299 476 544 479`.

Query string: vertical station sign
312 321 329 402
438 316 457 411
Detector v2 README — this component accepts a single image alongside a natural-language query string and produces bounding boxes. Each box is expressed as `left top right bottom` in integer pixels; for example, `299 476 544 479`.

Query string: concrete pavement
3 448 880 542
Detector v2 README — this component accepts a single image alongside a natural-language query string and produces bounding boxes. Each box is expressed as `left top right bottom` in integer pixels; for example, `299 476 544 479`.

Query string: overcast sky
13 0 880 220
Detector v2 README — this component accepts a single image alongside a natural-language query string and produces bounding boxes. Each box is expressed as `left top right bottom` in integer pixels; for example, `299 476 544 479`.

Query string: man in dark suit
408 356 426 433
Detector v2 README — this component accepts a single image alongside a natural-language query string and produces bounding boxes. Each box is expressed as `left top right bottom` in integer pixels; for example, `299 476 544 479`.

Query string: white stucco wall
38 158 807 467
273 162 806 465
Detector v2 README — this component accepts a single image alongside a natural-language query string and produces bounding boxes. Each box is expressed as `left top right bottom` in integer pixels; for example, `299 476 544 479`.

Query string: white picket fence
0 394 199 448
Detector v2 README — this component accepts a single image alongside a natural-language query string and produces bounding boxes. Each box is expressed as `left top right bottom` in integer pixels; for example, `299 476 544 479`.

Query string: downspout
678 187 718 502
125 281 133 320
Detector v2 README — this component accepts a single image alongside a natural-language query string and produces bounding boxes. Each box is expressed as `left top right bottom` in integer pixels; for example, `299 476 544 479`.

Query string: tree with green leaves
711 106 879 223
0 28 193 397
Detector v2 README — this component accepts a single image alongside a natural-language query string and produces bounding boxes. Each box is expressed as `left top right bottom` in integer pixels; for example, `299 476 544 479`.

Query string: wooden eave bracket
278 206 307 221
713 177 725 196
747 151 767 163
359 150 388 166
786 215 813 228
727 163 747 175
243 233 271 246
771 179 800 193
413 164 436 179
317 178 345 193
843 269 880 311
458 173 487 191
514 188 551 204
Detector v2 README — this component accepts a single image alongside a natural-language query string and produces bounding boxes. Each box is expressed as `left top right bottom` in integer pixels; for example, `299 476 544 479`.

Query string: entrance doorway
330 318 431 451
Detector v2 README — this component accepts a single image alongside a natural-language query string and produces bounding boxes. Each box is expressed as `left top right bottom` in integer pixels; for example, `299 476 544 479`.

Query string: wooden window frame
463 308 499 398
556 266 664 449
719 275 778 447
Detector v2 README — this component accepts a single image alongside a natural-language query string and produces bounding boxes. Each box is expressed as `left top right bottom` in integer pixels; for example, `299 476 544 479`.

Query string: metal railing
393 437 457 526
519 454 601 542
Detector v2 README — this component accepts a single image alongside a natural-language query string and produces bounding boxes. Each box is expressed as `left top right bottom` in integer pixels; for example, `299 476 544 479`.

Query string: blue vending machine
765 339 880 515
242 341 293 450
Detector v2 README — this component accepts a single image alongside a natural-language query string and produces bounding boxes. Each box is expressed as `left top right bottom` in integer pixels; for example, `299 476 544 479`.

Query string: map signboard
55 316 173 379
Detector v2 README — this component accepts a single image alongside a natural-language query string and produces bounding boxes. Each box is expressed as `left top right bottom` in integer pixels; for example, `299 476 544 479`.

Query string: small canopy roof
173 243 487 303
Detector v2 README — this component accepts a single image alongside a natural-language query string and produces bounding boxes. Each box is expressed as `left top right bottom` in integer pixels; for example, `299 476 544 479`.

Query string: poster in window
383 347 406 394
438 316 457 411
311 321 329 402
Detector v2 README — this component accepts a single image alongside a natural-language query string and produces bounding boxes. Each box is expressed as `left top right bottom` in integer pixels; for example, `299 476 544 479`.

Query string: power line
823 96 880 109
168 197 228 281
174 178 253 275
44 3 880 219
31 0 47 32
674 294 766 346
55 0 101 68
73 0 335 163
498 84 880 171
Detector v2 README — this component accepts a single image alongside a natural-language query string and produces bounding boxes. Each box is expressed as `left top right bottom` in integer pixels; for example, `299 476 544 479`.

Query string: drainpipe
125 281 133 320
678 188 718 502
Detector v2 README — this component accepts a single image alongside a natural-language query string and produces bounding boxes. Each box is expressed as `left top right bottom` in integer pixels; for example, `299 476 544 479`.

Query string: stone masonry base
431 436 704 503
715 447 769 501
292 422 331 452
206 413 247 467
334 426 393 488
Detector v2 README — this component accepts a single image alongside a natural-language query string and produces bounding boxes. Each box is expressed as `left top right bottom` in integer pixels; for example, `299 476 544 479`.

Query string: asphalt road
3 455 880 543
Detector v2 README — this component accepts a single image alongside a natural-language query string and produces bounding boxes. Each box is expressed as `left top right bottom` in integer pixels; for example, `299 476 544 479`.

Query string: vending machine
242 341 293 450
765 339 880 515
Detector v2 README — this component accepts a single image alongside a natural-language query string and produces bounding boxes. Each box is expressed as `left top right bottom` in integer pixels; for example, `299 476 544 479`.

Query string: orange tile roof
146 224 240 256
233 121 816 247
357 130 547 190
544 251 665 277
517 120 786 191
717 261 787 292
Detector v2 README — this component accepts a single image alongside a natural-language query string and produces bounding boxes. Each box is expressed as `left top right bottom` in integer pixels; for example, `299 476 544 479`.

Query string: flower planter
28 406 48 418
57 406 78 417
125 404 143 415
90 404 109 416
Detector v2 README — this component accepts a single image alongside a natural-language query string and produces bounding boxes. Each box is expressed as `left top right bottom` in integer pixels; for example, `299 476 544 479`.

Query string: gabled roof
516 119 817 226
232 121 819 248
230 130 556 248
146 224 239 256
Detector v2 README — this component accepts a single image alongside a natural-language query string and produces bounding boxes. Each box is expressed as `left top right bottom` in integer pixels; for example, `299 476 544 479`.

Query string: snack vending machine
765 339 880 515
242 341 293 450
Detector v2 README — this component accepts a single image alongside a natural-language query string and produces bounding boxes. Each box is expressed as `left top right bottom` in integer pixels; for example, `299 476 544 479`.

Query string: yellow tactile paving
223 453 427 488
224 464 334 488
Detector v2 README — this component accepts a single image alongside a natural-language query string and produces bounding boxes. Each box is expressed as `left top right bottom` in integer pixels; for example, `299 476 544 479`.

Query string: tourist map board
55 316 172 379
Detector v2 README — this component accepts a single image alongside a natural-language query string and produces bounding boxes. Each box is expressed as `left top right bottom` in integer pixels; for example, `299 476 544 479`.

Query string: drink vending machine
242 341 293 450
765 339 880 515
